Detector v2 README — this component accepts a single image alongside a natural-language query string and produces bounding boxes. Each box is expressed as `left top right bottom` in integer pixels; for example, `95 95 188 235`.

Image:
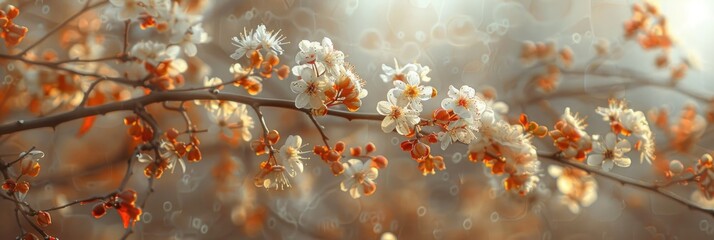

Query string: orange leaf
77 116 97 137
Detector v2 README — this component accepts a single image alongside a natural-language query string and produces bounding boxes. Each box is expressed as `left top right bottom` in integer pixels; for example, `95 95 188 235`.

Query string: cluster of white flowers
255 135 309 190
436 85 486 149
468 109 541 195
289 37 367 111
109 0 209 57
595 99 655 163
192 77 255 142
130 40 187 75
230 24 287 61
376 60 436 136
548 166 597 214
380 58 432 83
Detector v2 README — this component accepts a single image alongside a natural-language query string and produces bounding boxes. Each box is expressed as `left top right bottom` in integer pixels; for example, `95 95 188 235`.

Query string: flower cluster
130 40 187 90
623 2 692 81
90 189 143 228
123 115 155 142
595 99 655 163
253 132 310 190
135 128 202 178
549 108 593 161
231 24 287 61
0 149 60 239
380 58 432 83
468 110 541 195
192 78 256 144
229 25 290 95
649 103 706 154
520 41 574 93
2 150 45 200
548 166 597 214
376 69 436 135
109 0 209 56
290 38 368 114
0 5 28 47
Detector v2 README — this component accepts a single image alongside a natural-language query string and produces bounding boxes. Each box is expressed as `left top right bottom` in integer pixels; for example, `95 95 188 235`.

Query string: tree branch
0 91 383 136
537 153 714 218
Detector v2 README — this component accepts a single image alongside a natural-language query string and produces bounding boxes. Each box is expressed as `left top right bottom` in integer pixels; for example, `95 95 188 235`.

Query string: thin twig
538 153 714 218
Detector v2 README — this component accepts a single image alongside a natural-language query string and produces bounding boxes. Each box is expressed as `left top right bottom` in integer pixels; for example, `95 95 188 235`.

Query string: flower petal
614 157 631 167
602 160 614 171
290 80 308 93
381 117 396 133
587 154 604 166
604 133 616 150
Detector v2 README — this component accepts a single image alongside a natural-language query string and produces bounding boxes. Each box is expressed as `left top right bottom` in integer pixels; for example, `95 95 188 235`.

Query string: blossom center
457 97 469 107
405 85 419 98
354 172 366 184
390 107 402 119
285 147 297 157
306 81 319 95
604 149 614 160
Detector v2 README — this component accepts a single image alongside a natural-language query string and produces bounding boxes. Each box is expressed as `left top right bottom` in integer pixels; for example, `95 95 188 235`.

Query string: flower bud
350 147 362 156
36 211 51 227
267 130 280 145
334 141 346 153
330 161 345 175
371 156 388 169
669 160 684 174
411 142 430 160
365 143 376 153
92 203 107 219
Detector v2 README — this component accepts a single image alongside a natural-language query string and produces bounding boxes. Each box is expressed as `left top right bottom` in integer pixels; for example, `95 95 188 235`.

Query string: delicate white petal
614 157 631 167
365 167 378 180
381 117 396 133
602 160 615 171
341 178 355 191
587 154 604 166
184 43 197 57
616 139 631 153
395 120 411 135
441 98 455 110
376 101 391 115
604 133 617 150
460 85 476 98
406 71 420 86
295 93 310 108
349 186 361 198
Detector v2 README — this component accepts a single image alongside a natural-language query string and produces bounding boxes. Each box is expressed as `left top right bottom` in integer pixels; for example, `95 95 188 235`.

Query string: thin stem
307 113 330 147
3 146 36 168
251 105 276 155
42 195 108 212
76 78 107 109
0 91 382 136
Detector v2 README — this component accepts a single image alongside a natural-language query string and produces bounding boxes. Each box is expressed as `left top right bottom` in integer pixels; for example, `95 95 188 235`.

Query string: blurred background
2 0 714 239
